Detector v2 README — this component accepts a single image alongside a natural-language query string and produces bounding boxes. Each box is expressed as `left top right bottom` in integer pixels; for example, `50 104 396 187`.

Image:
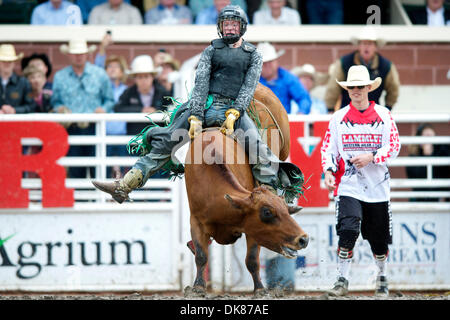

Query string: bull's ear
225 194 249 210
288 205 303 215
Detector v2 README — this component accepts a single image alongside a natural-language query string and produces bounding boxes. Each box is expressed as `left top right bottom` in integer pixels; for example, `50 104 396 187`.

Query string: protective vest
208 38 255 99
340 52 391 109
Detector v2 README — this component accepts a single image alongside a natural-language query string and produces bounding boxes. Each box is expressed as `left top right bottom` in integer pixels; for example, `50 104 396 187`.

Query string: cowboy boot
92 168 143 204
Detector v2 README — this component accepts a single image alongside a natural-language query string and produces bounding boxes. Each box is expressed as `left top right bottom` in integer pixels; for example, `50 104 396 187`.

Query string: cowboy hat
21 53 52 77
0 44 24 62
336 65 382 92
291 63 329 87
23 65 45 78
159 52 180 71
105 55 129 82
351 26 386 47
126 55 160 75
60 38 97 54
256 42 285 63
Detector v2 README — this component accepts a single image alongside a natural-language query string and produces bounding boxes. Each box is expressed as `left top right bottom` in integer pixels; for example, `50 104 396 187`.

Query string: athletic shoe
375 275 389 297
327 277 349 297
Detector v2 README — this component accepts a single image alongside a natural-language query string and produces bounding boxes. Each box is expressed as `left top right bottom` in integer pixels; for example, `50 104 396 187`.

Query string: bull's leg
245 235 266 295
190 216 210 293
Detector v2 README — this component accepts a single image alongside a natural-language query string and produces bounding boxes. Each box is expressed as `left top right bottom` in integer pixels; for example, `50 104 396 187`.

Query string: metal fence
1 112 449 208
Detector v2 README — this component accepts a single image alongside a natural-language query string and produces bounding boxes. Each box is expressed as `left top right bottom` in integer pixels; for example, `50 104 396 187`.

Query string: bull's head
225 185 309 258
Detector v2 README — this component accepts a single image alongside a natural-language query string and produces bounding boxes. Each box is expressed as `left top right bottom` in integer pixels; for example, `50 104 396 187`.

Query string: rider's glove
188 115 203 139
221 108 240 135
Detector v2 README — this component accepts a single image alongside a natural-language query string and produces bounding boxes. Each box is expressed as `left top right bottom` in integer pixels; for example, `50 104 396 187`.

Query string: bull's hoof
253 288 270 298
184 285 206 298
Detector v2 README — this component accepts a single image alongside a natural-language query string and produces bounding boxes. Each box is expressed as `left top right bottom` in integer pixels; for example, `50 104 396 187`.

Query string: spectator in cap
22 65 54 176
51 37 114 178
324 26 400 113
21 53 53 90
23 65 53 113
114 55 172 135
91 32 130 177
103 54 129 179
0 44 35 114
291 63 328 115
153 51 180 100
257 42 311 114
52 37 114 114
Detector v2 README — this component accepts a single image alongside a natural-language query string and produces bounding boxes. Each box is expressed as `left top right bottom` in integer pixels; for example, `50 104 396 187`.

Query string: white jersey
321 102 401 202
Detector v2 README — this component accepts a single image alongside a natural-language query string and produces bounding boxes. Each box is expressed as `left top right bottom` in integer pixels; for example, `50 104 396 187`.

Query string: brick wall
11 41 450 85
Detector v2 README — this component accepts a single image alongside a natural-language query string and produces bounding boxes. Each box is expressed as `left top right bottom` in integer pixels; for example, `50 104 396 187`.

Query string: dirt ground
0 289 448 300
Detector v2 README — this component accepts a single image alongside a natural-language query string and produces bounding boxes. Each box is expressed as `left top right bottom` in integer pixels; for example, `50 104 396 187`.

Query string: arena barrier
0 113 449 292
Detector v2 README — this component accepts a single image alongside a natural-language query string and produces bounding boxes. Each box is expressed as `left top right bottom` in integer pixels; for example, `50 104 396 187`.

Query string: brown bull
184 130 309 295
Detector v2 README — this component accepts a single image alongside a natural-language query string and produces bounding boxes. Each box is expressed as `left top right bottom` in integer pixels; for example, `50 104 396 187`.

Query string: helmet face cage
217 6 248 38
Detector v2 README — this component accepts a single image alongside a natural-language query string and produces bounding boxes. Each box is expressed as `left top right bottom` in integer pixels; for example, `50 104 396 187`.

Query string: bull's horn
288 205 303 215
225 194 242 209
224 193 250 210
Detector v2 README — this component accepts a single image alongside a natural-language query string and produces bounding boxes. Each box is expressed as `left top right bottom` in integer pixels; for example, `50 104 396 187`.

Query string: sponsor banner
0 211 178 291
1 208 448 292
225 211 450 291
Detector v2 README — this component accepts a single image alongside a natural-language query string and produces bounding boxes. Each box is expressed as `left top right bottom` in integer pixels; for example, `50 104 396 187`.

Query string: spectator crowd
1 0 449 26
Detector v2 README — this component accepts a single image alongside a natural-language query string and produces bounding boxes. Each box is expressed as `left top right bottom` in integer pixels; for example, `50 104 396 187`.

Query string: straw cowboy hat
60 38 97 54
351 26 386 47
159 52 180 71
291 63 329 87
256 42 285 63
126 55 160 75
0 44 24 61
105 55 129 82
336 65 382 92
23 65 45 78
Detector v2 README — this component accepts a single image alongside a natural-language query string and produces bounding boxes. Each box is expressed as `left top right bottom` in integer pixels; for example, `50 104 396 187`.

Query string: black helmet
217 5 248 44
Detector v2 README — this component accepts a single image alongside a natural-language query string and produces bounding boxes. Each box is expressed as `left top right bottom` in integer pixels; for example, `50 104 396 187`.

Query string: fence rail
2 113 449 206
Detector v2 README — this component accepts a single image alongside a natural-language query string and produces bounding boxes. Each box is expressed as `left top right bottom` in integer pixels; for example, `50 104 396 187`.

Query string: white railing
290 113 450 206
2 25 449 43
2 112 449 208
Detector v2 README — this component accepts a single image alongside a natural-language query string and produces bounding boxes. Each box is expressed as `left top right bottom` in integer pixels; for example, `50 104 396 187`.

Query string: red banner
0 122 74 208
289 121 330 207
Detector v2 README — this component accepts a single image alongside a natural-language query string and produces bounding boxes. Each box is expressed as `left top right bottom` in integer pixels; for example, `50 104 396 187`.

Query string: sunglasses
347 85 366 90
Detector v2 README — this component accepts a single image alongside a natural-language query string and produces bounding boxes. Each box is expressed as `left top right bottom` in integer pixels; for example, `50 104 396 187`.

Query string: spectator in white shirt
88 0 143 25
253 0 301 25
409 0 450 26
31 0 82 25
